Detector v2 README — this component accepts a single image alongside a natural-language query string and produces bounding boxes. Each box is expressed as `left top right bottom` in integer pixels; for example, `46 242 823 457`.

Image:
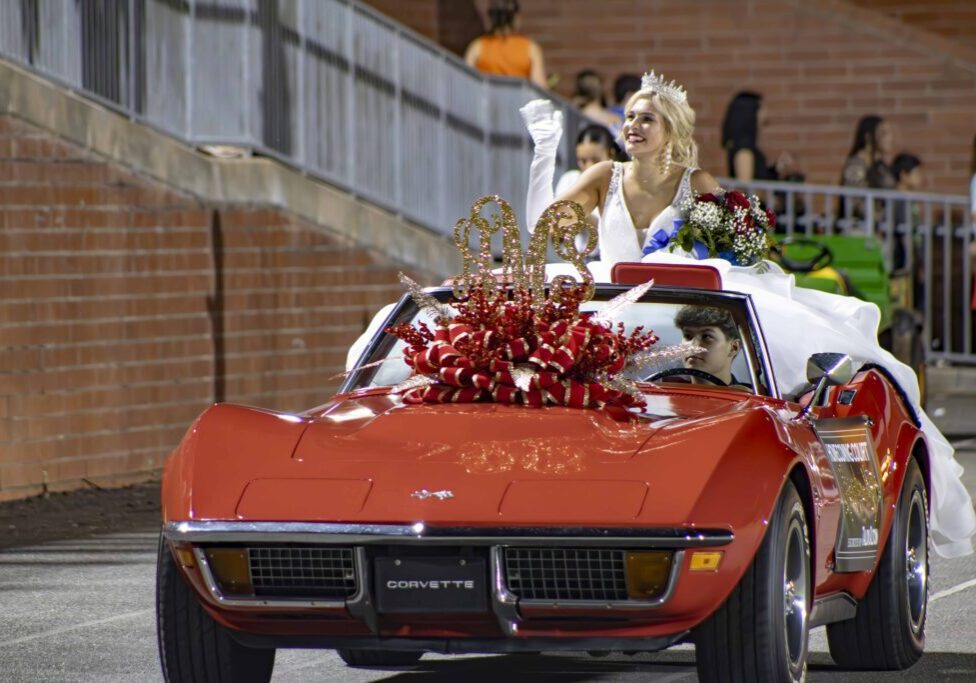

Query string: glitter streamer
591 279 656 326
626 341 706 374
391 374 438 394
399 273 453 323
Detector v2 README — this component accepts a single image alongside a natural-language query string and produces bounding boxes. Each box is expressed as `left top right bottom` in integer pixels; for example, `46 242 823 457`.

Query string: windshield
342 287 773 397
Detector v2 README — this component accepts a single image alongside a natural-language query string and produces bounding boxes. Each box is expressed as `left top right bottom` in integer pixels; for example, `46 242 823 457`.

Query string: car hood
296 393 665 463
173 390 785 526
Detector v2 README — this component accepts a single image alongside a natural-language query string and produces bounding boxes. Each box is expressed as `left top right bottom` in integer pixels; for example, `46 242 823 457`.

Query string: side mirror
797 353 854 419
805 352 854 386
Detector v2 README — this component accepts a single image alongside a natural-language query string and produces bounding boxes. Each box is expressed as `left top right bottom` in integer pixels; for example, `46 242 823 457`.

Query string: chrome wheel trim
904 488 928 635
783 515 809 669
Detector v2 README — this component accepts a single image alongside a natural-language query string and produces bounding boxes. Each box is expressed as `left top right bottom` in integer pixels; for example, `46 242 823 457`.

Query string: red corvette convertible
156 264 929 682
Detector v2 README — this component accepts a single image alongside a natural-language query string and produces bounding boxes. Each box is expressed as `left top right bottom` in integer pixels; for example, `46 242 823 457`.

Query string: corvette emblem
411 489 454 501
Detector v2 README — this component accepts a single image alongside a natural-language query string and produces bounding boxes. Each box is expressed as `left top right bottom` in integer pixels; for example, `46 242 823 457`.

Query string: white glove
519 99 565 232
520 99 564 154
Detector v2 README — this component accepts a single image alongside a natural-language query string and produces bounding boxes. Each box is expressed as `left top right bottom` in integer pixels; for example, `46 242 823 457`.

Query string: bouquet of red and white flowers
671 190 775 266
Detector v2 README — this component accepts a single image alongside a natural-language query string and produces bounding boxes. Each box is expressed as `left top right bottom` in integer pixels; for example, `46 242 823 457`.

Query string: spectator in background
890 153 923 271
607 73 641 132
721 91 803 226
841 115 895 190
892 153 923 193
891 152 923 232
555 124 627 196
554 124 626 257
839 115 895 226
464 0 547 88
571 69 622 131
721 91 801 182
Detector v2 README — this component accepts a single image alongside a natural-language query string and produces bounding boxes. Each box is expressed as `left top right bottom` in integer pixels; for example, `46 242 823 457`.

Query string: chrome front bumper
163 520 734 637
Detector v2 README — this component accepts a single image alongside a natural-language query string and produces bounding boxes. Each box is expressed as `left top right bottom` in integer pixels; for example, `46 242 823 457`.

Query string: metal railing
723 178 974 364
1 2 973 364
0 0 584 235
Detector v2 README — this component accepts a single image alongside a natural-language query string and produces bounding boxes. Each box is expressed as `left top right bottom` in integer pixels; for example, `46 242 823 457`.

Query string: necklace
628 160 669 194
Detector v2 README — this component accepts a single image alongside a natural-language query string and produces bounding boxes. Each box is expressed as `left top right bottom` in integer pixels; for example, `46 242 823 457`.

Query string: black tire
694 481 810 682
337 648 424 667
826 458 927 670
156 536 276 682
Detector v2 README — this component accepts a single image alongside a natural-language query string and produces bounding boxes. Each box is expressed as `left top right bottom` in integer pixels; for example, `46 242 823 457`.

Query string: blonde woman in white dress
523 74 720 263
522 72 975 558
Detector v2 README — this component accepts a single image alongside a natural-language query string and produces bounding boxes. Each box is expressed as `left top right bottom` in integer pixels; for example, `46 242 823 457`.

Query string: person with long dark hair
841 115 895 189
721 91 799 182
464 0 546 88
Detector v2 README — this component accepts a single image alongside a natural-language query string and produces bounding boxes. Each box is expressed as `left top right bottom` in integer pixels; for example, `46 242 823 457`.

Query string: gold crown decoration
451 195 597 308
640 70 688 105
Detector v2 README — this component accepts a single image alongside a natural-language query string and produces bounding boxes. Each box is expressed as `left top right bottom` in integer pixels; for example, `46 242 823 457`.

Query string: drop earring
659 141 673 175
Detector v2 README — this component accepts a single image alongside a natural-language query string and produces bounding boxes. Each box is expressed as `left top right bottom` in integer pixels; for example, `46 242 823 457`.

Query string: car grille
504 548 628 601
249 547 357 599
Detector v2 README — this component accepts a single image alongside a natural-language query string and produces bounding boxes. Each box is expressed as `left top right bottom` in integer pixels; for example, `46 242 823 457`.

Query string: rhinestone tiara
640 70 687 105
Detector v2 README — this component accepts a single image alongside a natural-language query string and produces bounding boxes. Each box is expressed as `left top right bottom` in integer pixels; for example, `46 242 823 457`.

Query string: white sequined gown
522 102 975 558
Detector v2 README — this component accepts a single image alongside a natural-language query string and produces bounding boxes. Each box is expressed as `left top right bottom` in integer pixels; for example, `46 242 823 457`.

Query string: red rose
724 191 750 211
764 208 777 228
697 192 719 204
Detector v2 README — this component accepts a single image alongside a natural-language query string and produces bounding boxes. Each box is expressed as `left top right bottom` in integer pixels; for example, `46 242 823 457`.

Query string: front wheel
156 536 276 682
826 457 927 669
694 480 810 682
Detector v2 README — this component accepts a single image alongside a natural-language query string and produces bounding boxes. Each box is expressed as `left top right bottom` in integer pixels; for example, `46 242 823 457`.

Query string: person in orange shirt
464 0 547 88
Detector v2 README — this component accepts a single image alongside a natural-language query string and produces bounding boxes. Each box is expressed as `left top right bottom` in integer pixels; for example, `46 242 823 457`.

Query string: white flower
689 202 721 227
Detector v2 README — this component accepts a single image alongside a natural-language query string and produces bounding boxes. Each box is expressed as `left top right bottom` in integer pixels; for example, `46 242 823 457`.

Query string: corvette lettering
386 580 475 590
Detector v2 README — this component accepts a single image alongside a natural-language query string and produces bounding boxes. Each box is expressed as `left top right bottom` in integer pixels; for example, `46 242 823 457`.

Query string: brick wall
365 0 439 40
851 0 976 45
519 0 976 195
367 0 976 195
0 115 411 502
362 0 483 57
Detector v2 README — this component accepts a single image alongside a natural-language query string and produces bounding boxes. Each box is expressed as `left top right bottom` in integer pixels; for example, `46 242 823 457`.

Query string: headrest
610 262 722 290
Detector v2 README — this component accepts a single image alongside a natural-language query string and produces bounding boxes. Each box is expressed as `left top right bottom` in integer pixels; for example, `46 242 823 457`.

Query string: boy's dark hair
891 153 921 182
674 305 739 341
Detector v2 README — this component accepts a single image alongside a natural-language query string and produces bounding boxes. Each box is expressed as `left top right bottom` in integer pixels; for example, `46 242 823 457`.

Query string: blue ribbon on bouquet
642 219 708 259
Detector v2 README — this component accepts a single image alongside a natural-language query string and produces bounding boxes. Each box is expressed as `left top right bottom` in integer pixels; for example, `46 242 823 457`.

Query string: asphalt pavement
2 447 976 682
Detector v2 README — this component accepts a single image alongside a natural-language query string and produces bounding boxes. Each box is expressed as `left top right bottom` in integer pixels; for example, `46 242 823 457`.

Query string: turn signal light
172 545 196 569
625 551 673 599
689 551 724 572
205 548 254 596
